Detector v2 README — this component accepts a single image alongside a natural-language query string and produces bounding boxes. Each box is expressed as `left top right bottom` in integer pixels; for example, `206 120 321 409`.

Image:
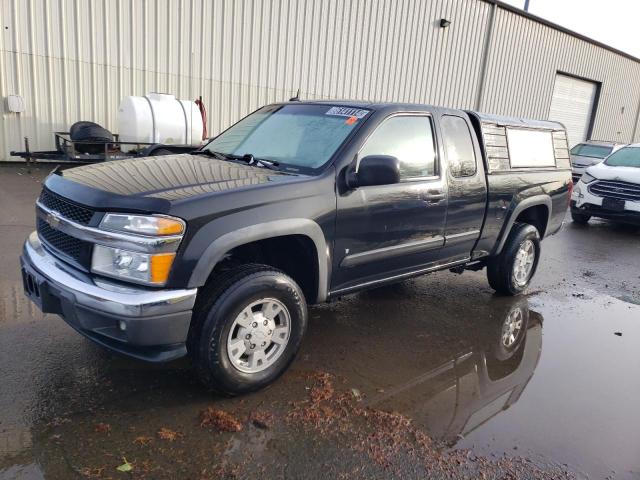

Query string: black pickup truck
21 101 571 394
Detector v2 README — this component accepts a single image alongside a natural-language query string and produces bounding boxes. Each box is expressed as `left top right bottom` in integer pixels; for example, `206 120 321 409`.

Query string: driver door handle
422 190 445 205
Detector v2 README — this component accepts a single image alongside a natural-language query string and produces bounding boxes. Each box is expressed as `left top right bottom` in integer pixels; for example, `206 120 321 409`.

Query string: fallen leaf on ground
133 436 153 446
78 466 105 478
157 427 183 441
249 410 275 429
94 423 111 434
116 458 133 472
200 407 243 432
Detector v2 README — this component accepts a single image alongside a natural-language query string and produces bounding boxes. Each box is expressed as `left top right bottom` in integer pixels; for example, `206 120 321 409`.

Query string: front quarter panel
167 171 337 302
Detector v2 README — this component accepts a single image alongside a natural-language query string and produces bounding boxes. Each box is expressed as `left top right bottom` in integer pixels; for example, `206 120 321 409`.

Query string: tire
69 121 113 154
69 121 102 138
571 211 591 224
487 223 541 296
189 264 308 396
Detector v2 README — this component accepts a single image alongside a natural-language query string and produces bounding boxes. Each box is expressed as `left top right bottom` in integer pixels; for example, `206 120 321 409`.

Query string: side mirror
347 155 400 188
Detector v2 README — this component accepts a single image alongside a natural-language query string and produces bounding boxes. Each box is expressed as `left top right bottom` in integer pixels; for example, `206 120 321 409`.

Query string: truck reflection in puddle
364 298 541 447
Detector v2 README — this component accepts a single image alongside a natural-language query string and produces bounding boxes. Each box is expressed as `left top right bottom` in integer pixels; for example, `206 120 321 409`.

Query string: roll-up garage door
548 73 598 147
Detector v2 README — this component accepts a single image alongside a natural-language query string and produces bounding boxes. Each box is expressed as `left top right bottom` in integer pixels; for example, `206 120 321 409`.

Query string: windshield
570 143 613 159
604 146 640 168
201 104 370 172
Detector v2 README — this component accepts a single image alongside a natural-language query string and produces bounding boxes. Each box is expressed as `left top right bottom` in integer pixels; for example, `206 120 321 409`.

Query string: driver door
332 113 448 293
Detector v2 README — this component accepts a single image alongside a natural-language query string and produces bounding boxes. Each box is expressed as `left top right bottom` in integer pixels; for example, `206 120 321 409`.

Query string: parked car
571 144 640 225
20 101 572 394
570 140 625 183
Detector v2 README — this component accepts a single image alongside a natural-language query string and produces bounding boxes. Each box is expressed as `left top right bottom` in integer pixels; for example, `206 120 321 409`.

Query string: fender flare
494 195 552 255
187 218 330 302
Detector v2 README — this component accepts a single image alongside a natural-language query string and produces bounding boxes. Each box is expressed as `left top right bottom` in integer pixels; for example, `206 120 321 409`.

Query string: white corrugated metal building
1 0 640 161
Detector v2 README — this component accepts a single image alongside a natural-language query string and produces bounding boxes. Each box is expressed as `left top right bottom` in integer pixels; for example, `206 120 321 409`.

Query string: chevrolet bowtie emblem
45 211 60 229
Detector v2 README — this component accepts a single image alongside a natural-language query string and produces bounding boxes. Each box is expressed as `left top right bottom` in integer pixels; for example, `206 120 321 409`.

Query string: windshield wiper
196 150 280 171
237 153 280 171
195 150 235 161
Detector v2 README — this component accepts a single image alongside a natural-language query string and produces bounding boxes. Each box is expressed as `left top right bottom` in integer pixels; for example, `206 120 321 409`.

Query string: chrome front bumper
21 231 198 362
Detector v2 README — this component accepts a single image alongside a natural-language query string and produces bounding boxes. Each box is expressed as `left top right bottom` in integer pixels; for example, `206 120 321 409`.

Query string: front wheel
571 211 591 224
189 264 308 396
487 223 541 295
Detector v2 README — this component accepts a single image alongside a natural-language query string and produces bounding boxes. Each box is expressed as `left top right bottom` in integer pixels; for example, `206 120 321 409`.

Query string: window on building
441 115 477 177
359 115 436 179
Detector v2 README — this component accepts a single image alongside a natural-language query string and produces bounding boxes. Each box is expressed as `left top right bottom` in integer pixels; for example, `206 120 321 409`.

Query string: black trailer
10 132 196 166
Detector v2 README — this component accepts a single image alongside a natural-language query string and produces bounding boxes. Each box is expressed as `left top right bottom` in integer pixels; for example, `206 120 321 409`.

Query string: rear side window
506 128 556 168
359 115 436 179
441 115 477 177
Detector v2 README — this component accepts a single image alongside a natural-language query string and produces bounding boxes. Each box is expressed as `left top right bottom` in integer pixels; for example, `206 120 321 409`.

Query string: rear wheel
571 211 591 224
189 264 308 396
487 223 540 295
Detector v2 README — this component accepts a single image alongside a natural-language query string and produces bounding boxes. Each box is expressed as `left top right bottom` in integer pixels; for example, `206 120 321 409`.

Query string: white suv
571 144 640 225
570 141 625 183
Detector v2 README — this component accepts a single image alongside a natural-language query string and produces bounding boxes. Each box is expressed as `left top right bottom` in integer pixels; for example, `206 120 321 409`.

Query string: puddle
454 291 640 479
2 275 639 479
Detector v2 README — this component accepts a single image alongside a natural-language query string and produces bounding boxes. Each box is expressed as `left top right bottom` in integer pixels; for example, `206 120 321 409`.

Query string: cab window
359 115 437 179
441 115 477 177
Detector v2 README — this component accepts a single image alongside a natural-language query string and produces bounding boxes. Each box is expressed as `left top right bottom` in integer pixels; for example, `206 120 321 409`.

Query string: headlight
580 172 596 184
100 214 185 236
92 245 176 286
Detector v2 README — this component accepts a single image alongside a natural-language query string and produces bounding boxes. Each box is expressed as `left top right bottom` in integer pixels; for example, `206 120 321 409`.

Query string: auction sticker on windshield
325 106 370 118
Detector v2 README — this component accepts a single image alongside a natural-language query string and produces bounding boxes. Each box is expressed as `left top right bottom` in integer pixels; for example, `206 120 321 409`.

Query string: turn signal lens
150 253 176 284
155 218 184 235
100 214 185 236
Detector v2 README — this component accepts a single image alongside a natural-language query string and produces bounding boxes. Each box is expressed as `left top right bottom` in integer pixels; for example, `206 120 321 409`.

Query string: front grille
37 218 92 268
588 180 640 202
39 189 95 225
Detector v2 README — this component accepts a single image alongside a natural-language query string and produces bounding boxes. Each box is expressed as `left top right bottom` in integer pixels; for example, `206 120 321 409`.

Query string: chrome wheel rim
512 239 535 286
226 298 291 374
501 308 524 348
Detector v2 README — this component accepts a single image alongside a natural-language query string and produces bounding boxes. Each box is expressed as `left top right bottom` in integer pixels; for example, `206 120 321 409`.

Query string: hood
571 154 604 167
45 154 300 213
60 154 291 199
587 162 640 184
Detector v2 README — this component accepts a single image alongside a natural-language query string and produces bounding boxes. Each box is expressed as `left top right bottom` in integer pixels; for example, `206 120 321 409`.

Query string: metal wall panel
480 6 640 145
1 0 639 161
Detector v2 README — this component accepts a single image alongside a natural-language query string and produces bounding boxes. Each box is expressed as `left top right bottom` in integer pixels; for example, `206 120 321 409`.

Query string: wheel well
208 235 319 303
515 204 549 237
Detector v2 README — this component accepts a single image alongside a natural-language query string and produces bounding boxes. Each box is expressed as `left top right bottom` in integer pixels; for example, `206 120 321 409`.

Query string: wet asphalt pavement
1 165 639 479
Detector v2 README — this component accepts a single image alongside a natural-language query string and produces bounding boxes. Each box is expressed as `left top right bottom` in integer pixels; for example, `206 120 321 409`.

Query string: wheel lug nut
268 329 272 335
250 344 256 349
261 341 266 347
263 320 268 326
252 322 258 328
245 334 251 339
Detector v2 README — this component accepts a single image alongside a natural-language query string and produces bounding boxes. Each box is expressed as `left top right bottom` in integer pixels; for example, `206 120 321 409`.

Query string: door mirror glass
349 155 401 187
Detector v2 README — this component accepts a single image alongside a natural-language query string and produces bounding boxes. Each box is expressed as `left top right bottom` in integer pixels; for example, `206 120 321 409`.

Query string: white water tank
117 93 204 152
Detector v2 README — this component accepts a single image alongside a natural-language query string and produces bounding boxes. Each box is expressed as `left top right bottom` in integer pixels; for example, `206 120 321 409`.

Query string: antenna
289 88 301 102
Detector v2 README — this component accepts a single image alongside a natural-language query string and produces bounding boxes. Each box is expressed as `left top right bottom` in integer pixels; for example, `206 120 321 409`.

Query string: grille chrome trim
36 201 183 253
37 217 92 269
588 180 640 202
